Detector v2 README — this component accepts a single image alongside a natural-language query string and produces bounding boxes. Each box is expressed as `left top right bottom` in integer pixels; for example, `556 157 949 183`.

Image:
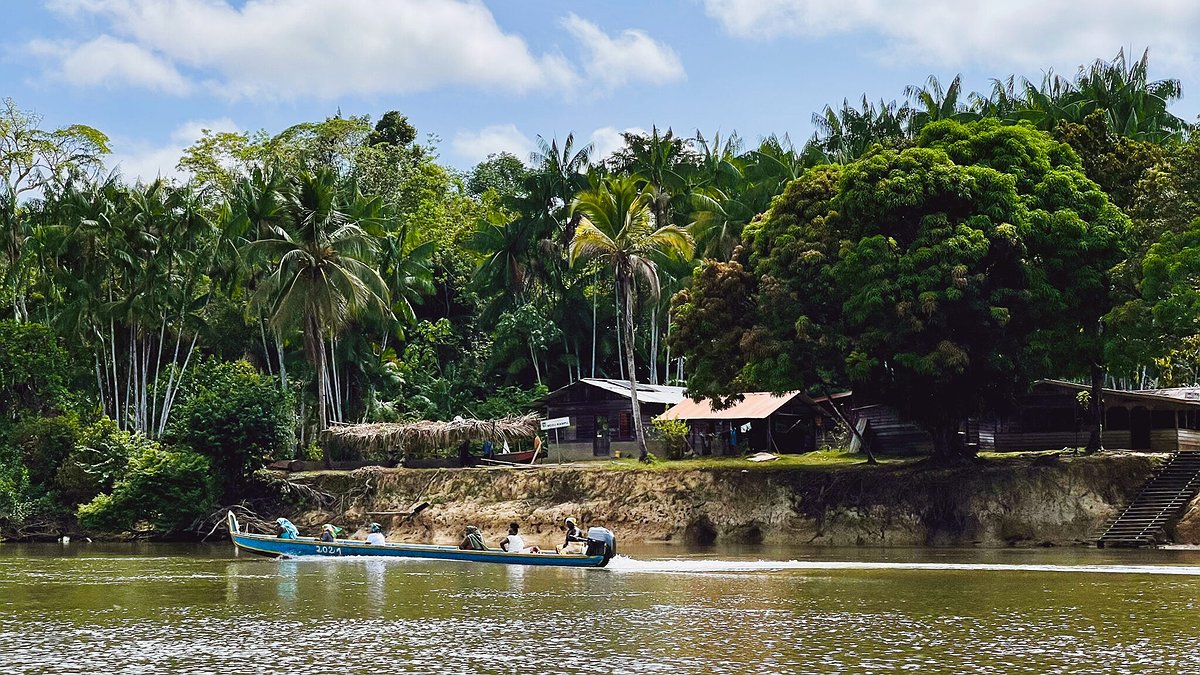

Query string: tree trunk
275 330 288 390
663 307 672 385
614 283 624 381
928 421 971 465
591 272 598 378
621 271 649 462
305 314 331 467
1085 361 1105 455
649 306 658 385
1085 319 1105 455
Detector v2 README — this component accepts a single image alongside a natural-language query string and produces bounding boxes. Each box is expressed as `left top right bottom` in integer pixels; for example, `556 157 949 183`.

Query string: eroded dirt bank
272 453 1165 548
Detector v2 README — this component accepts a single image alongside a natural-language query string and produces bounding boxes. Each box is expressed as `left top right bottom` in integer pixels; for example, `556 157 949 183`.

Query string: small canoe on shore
226 512 616 568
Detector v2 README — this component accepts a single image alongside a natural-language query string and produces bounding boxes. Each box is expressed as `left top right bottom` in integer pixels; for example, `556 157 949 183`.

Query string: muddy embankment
270 453 1193 548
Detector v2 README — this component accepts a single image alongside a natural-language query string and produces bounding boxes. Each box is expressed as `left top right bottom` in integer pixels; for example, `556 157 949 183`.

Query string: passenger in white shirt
366 522 387 546
499 522 539 553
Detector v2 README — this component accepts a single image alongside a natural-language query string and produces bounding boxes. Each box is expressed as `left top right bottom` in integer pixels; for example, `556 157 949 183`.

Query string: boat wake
603 556 1200 576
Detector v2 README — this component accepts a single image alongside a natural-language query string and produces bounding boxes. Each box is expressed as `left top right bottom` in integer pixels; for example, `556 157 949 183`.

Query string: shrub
78 442 218 535
650 417 690 459
55 417 142 505
0 320 73 418
14 414 80 487
0 450 35 530
165 358 294 501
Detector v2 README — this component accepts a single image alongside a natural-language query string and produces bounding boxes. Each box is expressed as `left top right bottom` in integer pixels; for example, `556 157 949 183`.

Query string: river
2 542 1199 673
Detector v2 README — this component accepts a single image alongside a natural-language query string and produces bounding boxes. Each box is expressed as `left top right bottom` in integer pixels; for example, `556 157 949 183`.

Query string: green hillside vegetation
3 49 1200 536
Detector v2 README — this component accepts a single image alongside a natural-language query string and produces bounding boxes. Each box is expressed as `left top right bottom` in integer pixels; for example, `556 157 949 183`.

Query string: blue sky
4 0 1199 180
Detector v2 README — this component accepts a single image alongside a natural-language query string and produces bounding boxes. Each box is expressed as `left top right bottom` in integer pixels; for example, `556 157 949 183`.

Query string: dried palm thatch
324 414 541 456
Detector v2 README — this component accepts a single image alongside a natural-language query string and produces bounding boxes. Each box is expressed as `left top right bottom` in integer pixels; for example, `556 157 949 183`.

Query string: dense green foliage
164 359 294 501
674 120 1131 461
2 47 1200 537
77 441 217 535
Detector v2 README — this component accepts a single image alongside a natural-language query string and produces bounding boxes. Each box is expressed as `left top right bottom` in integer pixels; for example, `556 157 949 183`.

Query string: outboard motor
585 527 616 565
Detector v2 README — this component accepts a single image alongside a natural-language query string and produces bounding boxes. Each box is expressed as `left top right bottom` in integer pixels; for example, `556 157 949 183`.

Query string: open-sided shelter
659 391 830 455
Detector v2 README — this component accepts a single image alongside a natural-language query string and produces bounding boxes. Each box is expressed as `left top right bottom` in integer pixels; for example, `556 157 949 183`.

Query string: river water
2 542 1200 674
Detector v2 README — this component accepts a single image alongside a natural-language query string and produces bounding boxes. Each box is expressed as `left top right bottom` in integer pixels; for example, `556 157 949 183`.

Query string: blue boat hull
227 513 610 568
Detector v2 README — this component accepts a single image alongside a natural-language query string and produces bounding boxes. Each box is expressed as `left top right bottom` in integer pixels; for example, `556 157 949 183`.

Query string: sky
4 0 1200 181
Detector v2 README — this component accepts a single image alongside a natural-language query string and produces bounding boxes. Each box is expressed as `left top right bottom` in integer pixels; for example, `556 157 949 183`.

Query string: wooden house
659 391 830 455
539 379 686 460
854 379 1200 454
989 379 1200 453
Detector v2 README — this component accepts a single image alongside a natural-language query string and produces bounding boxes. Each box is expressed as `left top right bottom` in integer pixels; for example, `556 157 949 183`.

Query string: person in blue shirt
275 518 299 539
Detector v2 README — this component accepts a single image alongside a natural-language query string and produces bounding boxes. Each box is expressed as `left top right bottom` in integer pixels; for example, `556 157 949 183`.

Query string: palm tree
810 96 911 163
613 126 693 231
250 169 392 456
904 74 980 134
569 175 692 461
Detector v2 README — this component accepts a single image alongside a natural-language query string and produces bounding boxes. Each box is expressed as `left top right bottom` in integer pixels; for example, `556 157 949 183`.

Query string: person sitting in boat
366 523 386 546
320 524 340 542
275 518 299 540
499 522 539 554
557 517 587 554
459 525 487 550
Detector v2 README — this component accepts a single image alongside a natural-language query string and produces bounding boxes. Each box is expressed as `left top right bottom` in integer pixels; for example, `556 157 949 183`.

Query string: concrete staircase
1096 452 1200 548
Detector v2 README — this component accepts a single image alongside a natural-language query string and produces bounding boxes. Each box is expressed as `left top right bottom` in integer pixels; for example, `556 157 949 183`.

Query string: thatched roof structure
324 414 541 455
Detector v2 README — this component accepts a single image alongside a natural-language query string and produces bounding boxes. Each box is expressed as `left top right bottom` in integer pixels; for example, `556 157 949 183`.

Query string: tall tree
250 169 392 456
569 175 692 460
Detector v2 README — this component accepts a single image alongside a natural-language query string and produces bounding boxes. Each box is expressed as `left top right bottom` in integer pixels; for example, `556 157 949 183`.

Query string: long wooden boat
226 512 615 568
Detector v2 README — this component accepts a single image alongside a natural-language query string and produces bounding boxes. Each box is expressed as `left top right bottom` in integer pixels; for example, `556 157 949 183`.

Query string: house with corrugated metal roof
539 379 686 460
850 379 1200 455
659 391 832 455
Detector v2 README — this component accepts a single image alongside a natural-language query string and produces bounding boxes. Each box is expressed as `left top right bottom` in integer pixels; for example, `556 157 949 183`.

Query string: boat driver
366 523 386 546
558 517 587 554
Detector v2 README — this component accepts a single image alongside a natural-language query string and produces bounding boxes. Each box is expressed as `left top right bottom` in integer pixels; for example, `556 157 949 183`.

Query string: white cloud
562 14 685 91
701 0 1200 71
451 124 536 166
30 35 191 94
39 0 579 99
588 126 647 164
106 117 241 183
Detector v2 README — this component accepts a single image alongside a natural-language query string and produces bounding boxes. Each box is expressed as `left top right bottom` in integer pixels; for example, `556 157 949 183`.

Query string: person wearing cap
558 517 587 554
319 524 340 542
459 525 487 550
366 523 386 546
275 518 299 540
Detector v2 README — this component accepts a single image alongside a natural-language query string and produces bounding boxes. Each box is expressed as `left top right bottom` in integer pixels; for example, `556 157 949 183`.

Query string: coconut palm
569 175 692 461
250 169 392 453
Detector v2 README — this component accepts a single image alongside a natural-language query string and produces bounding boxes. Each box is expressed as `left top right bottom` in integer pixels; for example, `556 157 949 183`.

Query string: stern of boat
585 527 616 566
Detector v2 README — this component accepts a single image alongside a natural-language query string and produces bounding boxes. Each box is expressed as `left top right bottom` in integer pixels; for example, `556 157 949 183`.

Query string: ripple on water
3 546 1200 674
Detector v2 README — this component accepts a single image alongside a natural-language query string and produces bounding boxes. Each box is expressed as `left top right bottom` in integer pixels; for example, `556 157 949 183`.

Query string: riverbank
269 451 1174 548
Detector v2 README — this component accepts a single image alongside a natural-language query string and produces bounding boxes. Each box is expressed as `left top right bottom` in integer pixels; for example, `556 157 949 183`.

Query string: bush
55 417 142 505
165 358 294 501
77 442 218 535
0 450 35 530
0 320 73 418
650 418 690 459
14 414 80 487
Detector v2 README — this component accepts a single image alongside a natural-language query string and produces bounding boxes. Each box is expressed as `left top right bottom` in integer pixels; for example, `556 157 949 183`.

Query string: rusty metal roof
660 391 816 420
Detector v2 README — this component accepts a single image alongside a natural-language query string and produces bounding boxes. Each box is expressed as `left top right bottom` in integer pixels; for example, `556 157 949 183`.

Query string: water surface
2 542 1199 673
